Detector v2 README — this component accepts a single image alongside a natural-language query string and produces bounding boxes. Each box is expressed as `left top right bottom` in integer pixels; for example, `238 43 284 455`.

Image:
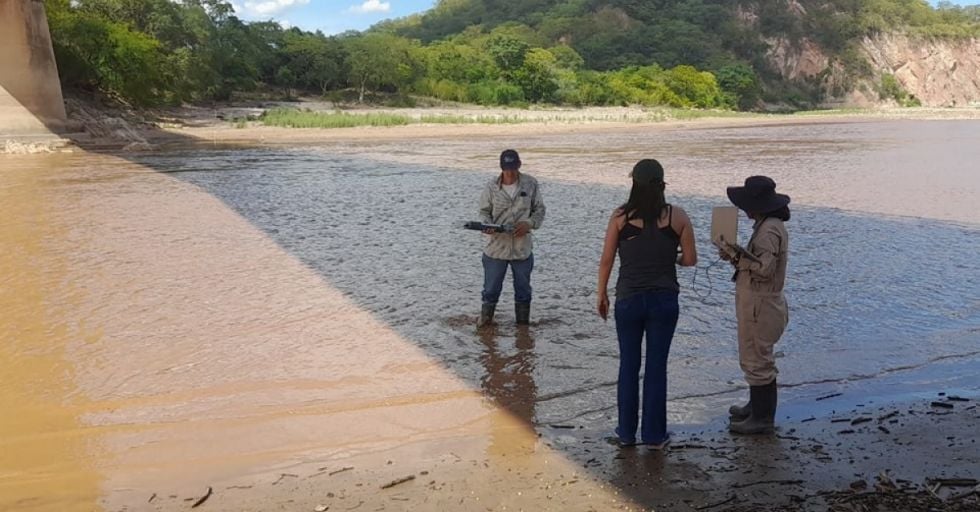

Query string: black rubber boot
729 400 751 422
729 380 777 435
477 303 496 328
515 302 530 325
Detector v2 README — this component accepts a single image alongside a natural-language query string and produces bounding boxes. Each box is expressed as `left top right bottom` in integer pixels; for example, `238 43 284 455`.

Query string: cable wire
690 255 731 302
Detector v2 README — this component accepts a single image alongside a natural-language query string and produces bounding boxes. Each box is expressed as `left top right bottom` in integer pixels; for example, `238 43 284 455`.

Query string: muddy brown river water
2 119 979 511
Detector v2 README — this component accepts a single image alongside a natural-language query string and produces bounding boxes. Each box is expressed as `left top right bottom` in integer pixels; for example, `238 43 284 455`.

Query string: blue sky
230 0 978 36
230 0 437 34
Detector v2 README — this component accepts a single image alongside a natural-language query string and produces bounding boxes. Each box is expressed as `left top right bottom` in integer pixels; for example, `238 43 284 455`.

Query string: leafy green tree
45 2 171 105
512 48 560 103
344 34 417 102
549 44 585 70
537 16 578 43
573 70 618 105
664 65 724 108
421 41 496 83
281 30 347 95
716 63 760 110
484 34 530 73
247 21 287 85
876 73 917 105
275 66 297 97
486 22 549 48
645 19 716 69
607 65 681 106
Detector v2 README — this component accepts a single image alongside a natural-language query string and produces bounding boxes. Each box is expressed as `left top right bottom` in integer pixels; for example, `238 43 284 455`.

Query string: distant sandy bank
147 104 980 148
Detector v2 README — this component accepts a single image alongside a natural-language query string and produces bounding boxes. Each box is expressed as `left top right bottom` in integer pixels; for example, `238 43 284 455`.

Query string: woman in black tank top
596 159 698 448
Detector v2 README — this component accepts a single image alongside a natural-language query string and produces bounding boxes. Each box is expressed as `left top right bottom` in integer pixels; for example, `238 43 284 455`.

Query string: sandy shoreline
131 110 979 511
18 100 968 152
132 393 980 511
127 113 980 510
4 108 978 512
145 105 980 148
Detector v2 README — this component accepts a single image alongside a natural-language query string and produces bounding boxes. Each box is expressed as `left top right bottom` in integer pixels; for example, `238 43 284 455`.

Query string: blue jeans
614 290 679 444
482 254 533 305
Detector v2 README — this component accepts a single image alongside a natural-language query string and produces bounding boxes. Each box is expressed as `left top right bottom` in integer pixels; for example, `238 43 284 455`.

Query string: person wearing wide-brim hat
722 175 791 435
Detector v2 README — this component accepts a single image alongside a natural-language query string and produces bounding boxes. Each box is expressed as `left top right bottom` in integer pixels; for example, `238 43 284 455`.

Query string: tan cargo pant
735 290 788 386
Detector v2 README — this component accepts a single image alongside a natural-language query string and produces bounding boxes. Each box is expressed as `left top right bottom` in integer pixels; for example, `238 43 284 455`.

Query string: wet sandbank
132 115 980 511
3 117 978 511
131 392 980 511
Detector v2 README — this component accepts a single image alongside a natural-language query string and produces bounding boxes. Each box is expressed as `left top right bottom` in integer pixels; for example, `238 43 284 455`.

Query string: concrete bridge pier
1 0 67 143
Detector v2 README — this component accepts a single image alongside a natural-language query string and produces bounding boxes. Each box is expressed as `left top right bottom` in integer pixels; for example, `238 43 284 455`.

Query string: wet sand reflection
1 152 634 511
480 326 538 460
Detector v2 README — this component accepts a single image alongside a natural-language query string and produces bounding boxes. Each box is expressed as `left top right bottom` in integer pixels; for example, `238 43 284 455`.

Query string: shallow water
2 119 979 510
145 120 980 422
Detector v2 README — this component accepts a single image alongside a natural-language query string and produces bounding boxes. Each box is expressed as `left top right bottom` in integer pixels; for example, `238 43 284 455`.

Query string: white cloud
348 0 391 14
239 0 309 17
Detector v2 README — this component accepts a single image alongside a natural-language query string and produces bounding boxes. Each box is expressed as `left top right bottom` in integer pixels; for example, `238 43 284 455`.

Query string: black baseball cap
500 149 521 170
630 159 664 184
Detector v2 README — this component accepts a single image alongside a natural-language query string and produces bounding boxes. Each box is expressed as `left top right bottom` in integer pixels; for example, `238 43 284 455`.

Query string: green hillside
379 0 979 106
44 0 979 111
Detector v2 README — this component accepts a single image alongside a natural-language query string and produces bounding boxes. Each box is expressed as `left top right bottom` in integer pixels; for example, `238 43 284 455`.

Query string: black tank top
615 205 680 299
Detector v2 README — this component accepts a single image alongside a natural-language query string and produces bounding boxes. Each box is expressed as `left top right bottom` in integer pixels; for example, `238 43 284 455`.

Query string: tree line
44 0 979 110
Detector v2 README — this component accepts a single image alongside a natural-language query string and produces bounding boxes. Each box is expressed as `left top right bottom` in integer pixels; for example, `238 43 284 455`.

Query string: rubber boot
515 302 530 325
729 400 751 422
477 303 496 328
729 380 777 435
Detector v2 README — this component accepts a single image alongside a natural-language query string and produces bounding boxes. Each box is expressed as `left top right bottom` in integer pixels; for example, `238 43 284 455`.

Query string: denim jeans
482 253 533 305
613 290 679 444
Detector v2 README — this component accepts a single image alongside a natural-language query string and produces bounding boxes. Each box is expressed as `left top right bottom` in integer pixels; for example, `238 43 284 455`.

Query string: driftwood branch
272 473 298 486
695 495 736 510
380 475 416 489
928 478 978 487
190 487 212 508
949 484 980 501
732 479 804 489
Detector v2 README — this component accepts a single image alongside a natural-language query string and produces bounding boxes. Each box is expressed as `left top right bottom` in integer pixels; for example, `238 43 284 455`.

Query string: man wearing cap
722 175 791 435
477 149 546 327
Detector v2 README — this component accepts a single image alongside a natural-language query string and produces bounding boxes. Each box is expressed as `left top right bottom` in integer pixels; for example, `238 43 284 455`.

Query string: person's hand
718 247 732 261
597 291 610 321
513 221 531 238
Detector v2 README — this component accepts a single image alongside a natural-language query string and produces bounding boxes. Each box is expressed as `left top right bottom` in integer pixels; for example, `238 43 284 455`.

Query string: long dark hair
619 181 667 226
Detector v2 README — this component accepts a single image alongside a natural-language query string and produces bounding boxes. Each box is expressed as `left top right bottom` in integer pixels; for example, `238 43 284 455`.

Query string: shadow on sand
76 132 980 510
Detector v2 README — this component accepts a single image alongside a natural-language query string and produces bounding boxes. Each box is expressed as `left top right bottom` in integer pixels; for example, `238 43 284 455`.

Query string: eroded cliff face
766 37 829 82
762 32 979 108
860 33 980 107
